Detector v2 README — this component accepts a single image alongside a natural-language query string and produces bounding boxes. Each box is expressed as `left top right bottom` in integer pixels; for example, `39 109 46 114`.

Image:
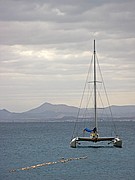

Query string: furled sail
83 127 97 133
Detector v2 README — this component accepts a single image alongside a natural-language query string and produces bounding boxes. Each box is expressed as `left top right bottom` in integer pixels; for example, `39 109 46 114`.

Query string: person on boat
93 127 97 132
91 127 99 138
83 127 98 138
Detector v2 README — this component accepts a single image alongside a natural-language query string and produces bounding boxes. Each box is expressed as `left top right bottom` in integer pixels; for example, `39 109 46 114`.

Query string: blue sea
0 121 134 180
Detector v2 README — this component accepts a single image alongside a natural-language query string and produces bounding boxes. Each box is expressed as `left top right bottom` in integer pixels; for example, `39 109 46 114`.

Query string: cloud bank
0 0 135 112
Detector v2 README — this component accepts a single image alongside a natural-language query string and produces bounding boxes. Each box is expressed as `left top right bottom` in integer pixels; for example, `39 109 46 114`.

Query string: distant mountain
25 102 78 114
0 102 135 122
0 109 11 119
108 105 135 119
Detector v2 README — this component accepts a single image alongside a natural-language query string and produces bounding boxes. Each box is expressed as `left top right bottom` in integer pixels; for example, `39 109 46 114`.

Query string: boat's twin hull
113 137 122 148
70 137 122 148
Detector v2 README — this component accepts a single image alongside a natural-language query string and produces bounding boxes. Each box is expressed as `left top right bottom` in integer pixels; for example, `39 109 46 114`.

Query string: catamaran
70 40 122 148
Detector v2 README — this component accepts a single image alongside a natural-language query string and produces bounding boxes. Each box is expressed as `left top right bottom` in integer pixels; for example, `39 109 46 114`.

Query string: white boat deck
77 137 115 142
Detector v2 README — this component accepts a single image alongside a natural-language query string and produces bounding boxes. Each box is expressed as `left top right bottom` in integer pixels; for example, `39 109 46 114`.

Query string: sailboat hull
113 137 122 148
70 138 77 148
70 136 122 148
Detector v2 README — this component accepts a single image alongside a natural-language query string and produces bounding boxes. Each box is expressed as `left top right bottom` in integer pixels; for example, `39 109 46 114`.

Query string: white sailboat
70 40 122 148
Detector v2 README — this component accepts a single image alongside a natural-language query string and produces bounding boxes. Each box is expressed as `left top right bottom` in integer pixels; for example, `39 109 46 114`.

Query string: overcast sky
0 0 135 112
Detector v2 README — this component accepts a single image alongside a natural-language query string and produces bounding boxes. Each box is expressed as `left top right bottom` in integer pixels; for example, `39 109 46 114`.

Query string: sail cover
83 127 97 133
83 128 93 133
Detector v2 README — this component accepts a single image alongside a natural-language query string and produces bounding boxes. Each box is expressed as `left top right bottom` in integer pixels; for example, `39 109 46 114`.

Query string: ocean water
0 121 134 180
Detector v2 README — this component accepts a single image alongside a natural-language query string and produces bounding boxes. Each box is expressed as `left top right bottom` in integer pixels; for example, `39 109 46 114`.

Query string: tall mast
94 40 97 129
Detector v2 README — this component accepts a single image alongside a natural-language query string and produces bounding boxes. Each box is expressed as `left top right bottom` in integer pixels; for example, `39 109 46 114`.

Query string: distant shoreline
0 102 135 122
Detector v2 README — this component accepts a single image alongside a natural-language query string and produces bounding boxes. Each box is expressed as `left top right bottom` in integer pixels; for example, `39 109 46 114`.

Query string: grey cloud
0 0 135 111
0 0 135 46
